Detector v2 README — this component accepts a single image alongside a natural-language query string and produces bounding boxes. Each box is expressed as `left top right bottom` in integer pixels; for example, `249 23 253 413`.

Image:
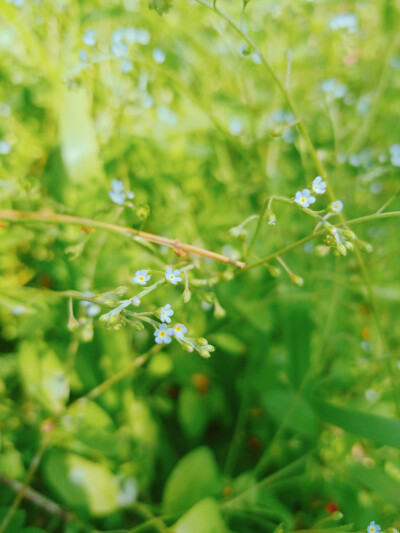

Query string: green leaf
43 449 118 516
171 498 229 533
280 299 312 389
312 399 400 449
263 388 318 437
208 332 246 356
162 447 221 514
0 508 26 533
178 387 209 440
349 463 400 507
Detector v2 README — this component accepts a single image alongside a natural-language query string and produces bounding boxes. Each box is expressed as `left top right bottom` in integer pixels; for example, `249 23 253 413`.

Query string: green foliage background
0 0 400 532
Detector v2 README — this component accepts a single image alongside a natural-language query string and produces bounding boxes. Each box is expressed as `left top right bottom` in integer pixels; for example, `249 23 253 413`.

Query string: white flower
330 200 343 213
312 176 327 195
133 269 151 285
294 189 316 208
173 323 187 339
165 267 182 285
160 304 174 323
154 324 173 344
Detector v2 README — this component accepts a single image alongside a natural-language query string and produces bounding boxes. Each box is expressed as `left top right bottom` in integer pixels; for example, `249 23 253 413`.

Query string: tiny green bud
183 287 191 303
358 241 373 253
345 241 354 251
199 348 211 358
268 265 281 277
206 344 215 353
214 300 226 319
331 511 343 521
196 337 209 346
337 243 347 256
314 245 330 257
67 316 80 332
222 270 234 281
342 230 356 240
104 298 117 306
182 342 194 353
114 286 128 296
290 274 304 287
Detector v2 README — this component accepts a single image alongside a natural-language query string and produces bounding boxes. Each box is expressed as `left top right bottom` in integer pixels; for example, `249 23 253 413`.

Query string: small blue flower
367 521 381 533
135 28 150 45
160 304 174 324
133 269 151 285
121 59 133 73
154 323 173 344
78 49 89 62
295 189 316 208
108 179 134 205
330 200 343 213
152 48 166 63
173 323 187 339
157 105 178 126
312 176 327 195
111 41 128 58
229 117 243 136
82 29 96 47
0 140 11 155
165 267 182 285
329 13 358 33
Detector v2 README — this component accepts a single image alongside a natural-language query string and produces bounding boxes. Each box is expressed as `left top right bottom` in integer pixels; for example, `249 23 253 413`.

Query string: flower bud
196 337 209 346
67 316 80 332
183 287 191 303
267 213 276 226
345 241 354 251
182 342 194 353
290 274 304 287
199 348 211 359
267 265 281 277
358 241 373 253
131 297 141 307
214 301 226 319
206 344 215 353
337 243 347 256
342 230 356 240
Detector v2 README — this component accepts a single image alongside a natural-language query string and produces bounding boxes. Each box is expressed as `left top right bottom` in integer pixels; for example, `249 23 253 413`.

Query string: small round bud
342 230 356 240
67 316 80 332
199 348 211 358
222 270 234 281
358 241 373 253
214 301 226 319
267 214 276 226
337 243 347 256
290 274 304 287
345 241 354 251
131 297 140 307
182 342 194 353
206 344 215 353
330 511 343 521
196 337 209 346
268 265 281 277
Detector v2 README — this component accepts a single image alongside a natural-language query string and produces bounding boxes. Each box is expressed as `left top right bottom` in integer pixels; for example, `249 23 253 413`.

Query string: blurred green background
1 0 400 532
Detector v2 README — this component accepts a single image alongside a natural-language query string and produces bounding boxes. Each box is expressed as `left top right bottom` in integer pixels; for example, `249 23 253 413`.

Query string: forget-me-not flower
295 189 316 208
173 323 187 339
165 267 182 285
82 29 96 46
154 323 173 344
330 200 343 213
312 176 327 195
133 269 151 285
367 522 381 533
160 304 174 323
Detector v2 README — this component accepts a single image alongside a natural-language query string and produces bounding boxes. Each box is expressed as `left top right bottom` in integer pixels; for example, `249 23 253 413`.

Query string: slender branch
0 210 245 269
0 473 74 523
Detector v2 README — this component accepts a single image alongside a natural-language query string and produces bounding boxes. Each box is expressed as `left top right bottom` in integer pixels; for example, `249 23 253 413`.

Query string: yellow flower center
159 331 165 337
139 276 144 281
176 326 181 331
301 197 306 203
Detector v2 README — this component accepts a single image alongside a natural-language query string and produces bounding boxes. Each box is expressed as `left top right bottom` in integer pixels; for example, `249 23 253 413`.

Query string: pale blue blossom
229 117 243 136
152 48 165 63
154 323 173 344
295 189 315 208
133 269 151 285
109 179 125 205
136 29 150 45
157 105 178 126
0 141 11 155
173 323 187 339
251 51 262 65
121 59 133 73
367 522 381 533
111 41 128 58
108 179 134 205
160 304 174 323
0 103 11 117
389 144 400 167
329 13 358 33
330 200 343 213
5 0 24 6
82 29 96 46
78 49 89 62
312 176 327 195
165 267 182 285
321 78 347 99
142 93 154 108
